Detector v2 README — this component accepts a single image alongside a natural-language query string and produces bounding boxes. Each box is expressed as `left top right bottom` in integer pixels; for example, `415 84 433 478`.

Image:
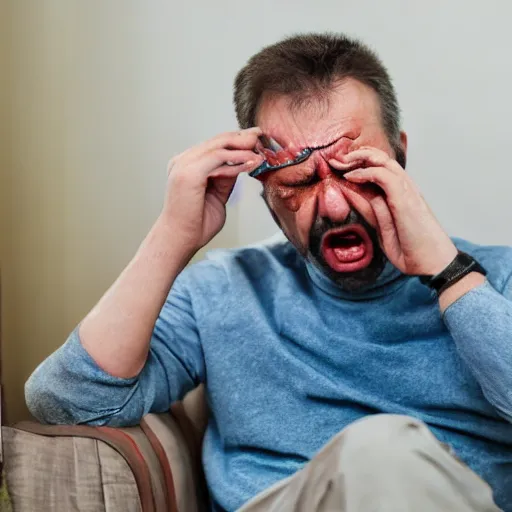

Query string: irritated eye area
280 174 318 188
273 140 360 187
273 178 317 202
274 160 317 188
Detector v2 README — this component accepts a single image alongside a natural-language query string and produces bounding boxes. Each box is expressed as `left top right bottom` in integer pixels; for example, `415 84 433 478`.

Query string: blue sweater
26 236 512 511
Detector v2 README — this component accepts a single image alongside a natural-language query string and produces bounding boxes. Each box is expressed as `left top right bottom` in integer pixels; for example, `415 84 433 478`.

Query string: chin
308 252 388 291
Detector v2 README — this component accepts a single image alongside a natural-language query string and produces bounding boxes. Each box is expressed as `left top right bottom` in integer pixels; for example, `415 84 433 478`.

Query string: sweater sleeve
443 271 512 422
25 270 205 427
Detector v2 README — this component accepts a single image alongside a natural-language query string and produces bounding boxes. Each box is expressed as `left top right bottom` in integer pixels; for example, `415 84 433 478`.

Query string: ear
396 131 408 169
400 131 408 154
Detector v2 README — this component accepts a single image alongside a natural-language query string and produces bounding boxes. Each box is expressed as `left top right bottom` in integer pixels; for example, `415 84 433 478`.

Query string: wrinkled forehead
255 78 383 149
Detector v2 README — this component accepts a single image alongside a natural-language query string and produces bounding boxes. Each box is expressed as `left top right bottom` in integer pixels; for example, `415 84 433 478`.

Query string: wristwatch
419 251 487 295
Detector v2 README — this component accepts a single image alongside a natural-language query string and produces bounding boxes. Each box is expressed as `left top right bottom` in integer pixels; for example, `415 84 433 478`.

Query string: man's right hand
162 127 264 257
77 127 263 379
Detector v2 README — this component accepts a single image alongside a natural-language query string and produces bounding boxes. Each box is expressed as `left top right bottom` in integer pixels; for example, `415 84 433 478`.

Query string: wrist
150 216 197 274
419 250 487 301
439 272 486 313
424 244 458 276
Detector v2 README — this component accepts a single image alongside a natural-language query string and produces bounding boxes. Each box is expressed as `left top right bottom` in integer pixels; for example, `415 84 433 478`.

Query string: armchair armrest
141 412 208 512
7 411 207 512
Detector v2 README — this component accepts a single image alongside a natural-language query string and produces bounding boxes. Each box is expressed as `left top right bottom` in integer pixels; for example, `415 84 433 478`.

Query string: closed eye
281 173 320 188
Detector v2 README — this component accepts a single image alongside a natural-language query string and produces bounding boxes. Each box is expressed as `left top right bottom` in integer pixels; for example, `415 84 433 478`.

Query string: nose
316 159 351 222
317 179 352 223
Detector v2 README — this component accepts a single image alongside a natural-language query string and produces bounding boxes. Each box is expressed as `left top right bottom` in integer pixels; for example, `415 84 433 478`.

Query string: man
26 33 512 511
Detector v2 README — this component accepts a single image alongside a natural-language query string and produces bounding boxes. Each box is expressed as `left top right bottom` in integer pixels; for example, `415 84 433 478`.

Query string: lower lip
321 229 374 273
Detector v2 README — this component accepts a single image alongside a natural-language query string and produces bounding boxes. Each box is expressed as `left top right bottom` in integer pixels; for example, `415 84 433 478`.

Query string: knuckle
167 152 184 171
227 128 257 142
219 131 240 142
213 148 229 162
170 168 191 187
382 154 392 166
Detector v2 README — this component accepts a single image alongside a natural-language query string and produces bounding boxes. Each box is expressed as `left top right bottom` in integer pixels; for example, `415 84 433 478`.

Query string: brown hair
234 33 405 166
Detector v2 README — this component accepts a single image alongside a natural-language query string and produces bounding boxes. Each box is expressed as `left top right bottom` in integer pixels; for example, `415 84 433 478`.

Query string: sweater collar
305 258 408 300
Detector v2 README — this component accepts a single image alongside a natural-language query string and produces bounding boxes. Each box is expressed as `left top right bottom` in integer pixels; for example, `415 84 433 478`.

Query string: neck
306 259 407 300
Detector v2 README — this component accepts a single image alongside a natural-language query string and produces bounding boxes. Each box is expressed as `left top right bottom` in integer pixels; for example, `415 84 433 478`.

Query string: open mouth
320 225 374 273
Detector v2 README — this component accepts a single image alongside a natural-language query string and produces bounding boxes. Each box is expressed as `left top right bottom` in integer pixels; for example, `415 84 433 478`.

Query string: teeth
333 245 365 262
334 246 360 255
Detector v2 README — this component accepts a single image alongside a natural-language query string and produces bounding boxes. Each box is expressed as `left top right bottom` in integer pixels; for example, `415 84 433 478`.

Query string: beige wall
2 1 245 423
1 0 14 422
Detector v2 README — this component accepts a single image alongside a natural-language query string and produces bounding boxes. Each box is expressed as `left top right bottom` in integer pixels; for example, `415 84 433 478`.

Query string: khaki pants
238 415 501 512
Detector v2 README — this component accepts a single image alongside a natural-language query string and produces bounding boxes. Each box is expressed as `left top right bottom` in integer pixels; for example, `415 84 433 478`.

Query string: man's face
256 78 406 290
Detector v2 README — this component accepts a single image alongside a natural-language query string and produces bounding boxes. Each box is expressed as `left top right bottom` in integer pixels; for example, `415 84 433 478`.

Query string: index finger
205 127 263 152
340 147 403 174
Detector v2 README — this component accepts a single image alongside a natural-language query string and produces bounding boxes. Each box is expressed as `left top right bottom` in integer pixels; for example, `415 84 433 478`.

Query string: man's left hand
329 147 458 277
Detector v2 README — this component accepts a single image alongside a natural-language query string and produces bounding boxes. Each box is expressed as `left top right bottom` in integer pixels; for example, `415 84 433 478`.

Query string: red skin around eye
274 149 296 165
260 148 280 166
258 140 383 227
261 176 384 232
258 146 298 167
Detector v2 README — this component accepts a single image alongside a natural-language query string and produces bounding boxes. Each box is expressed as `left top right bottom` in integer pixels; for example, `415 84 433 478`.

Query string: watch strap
419 252 487 294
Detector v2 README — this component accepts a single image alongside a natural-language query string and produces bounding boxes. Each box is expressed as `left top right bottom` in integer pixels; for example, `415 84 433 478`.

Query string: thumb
207 176 238 205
